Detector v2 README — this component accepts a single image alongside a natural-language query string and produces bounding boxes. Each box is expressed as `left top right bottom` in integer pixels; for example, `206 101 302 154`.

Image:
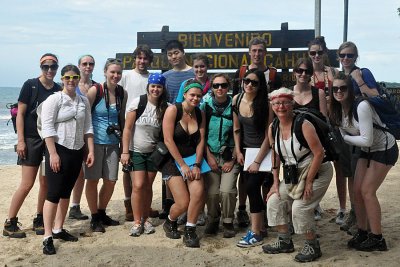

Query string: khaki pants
267 162 333 234
204 154 240 224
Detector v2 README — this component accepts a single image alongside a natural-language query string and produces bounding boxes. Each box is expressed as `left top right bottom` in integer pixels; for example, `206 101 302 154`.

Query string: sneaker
33 214 44 235
43 237 56 255
129 223 143 237
68 205 89 220
340 210 356 232
196 212 206 226
357 234 388 252
124 200 134 222
348 229 368 249
163 217 181 239
52 229 78 242
222 223 236 238
294 240 322 263
183 226 200 248
335 210 346 225
237 230 263 248
204 221 219 236
90 219 105 233
177 213 187 225
143 220 155 235
3 217 26 238
262 237 295 254
236 210 250 228
99 210 119 226
314 208 322 221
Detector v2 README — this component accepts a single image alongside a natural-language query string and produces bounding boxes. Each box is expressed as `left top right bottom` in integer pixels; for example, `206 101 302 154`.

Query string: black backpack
272 108 342 163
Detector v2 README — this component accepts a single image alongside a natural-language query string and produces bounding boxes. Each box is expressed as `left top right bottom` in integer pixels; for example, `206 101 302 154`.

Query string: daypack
92 83 124 113
7 78 40 133
238 65 277 92
272 108 342 163
135 94 148 121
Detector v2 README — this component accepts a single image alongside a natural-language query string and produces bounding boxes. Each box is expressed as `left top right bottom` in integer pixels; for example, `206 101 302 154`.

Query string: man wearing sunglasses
119 44 155 222
232 37 282 96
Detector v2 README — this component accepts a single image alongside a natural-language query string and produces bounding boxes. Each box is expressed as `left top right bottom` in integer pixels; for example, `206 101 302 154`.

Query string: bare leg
37 174 47 214
98 179 116 210
71 168 85 205
186 178 205 224
167 176 189 220
85 179 99 214
53 198 70 230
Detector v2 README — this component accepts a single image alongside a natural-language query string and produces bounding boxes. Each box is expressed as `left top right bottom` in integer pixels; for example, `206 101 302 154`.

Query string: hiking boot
143 220 155 235
129 223 143 237
183 226 200 248
177 213 187 225
149 208 159 218
340 209 356 232
222 223 236 238
33 214 44 235
294 240 322 263
335 210 346 225
262 237 295 254
163 217 181 239
43 237 56 255
124 200 134 222
90 216 105 233
3 217 26 238
196 212 206 226
237 230 263 248
357 234 388 252
236 210 250 228
314 208 322 221
346 224 358 236
53 229 78 242
68 205 89 220
348 229 368 249
204 221 219 236
98 210 119 226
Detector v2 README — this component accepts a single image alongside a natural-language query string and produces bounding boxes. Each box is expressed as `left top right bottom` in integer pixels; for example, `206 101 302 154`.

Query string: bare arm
318 89 328 117
120 110 136 165
16 102 27 159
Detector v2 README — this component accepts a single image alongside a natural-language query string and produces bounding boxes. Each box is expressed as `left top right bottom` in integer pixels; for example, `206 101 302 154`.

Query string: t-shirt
18 78 61 138
119 70 148 112
92 98 120 145
163 68 194 104
351 68 378 96
127 96 162 153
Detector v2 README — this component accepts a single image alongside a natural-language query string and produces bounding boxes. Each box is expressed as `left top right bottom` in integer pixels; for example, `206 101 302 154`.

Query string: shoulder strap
268 67 277 82
92 83 104 112
204 103 213 133
311 86 320 110
175 103 183 126
234 93 245 115
28 78 40 111
239 65 248 80
194 106 202 125
135 94 148 121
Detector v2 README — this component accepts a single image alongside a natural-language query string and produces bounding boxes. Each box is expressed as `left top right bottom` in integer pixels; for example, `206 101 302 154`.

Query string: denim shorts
359 143 399 166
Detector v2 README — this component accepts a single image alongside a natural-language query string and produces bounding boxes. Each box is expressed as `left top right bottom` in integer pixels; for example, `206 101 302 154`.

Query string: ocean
0 87 20 165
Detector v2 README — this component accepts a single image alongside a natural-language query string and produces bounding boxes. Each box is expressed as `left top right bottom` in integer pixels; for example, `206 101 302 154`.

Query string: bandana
148 73 166 87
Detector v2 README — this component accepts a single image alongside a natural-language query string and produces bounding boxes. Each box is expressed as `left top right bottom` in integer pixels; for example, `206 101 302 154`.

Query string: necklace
183 105 194 118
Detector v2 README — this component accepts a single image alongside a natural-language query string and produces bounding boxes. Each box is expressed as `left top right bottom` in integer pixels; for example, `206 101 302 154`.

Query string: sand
1 163 400 267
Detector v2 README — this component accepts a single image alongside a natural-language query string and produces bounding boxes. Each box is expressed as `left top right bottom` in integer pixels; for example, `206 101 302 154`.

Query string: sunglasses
82 62 95 67
332 86 348 93
62 75 80 81
271 101 292 107
41 64 59 71
107 58 122 63
339 53 355 59
212 83 229 89
294 68 313 75
309 50 324 56
243 78 259 87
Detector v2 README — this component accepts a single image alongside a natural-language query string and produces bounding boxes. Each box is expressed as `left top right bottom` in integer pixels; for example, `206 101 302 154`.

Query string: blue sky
1 0 399 87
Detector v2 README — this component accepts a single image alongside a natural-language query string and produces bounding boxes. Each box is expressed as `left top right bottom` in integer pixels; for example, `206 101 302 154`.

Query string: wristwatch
193 162 201 168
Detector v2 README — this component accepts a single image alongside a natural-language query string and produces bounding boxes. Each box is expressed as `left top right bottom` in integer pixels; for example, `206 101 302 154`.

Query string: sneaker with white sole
335 210 346 225
129 223 143 237
143 221 155 235
237 230 263 248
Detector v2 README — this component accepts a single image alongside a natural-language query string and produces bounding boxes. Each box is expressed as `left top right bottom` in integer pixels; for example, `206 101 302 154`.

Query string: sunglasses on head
62 75 80 81
339 53 355 59
294 68 313 75
82 62 95 67
212 83 228 89
309 50 324 56
107 58 122 63
41 64 59 71
332 86 348 93
243 78 259 87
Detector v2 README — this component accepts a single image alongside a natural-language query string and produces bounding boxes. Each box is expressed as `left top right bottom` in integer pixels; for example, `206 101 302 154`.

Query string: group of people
3 36 397 262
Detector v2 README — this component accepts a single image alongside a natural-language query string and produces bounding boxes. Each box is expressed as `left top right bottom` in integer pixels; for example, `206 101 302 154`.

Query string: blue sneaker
237 230 263 248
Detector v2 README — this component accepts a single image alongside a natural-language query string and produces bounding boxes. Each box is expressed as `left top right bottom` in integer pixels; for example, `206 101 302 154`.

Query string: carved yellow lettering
285 52 296 68
262 33 272 46
215 33 223 47
234 33 245 47
193 33 201 48
204 34 212 48
240 54 249 66
228 54 239 69
218 55 228 68
178 34 188 47
225 33 233 48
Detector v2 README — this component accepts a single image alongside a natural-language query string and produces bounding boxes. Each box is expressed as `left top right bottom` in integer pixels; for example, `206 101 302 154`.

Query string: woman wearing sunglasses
338 41 379 97
40 64 94 255
329 72 398 251
68 55 97 221
233 70 272 247
201 74 239 238
3 53 61 239
84 59 126 233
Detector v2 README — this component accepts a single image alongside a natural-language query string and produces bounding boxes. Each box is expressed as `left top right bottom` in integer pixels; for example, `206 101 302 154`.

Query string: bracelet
254 161 261 165
193 162 201 168
358 82 366 87
122 152 130 154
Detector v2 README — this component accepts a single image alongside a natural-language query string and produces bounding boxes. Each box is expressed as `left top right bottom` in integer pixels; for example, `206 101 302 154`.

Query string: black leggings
45 143 83 204
242 171 265 213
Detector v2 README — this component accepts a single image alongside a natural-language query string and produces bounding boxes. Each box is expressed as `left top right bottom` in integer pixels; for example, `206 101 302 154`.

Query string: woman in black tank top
161 79 206 248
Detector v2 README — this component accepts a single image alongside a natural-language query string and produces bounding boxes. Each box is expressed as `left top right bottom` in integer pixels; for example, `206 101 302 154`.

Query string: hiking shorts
131 151 157 172
84 144 119 181
360 143 399 166
17 137 45 167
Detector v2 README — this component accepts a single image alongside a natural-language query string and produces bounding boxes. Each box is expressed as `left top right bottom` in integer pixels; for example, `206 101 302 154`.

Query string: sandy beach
1 163 399 267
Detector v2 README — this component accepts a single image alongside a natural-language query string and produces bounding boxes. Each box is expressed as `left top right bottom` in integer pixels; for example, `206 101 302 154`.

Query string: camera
122 161 133 173
283 164 298 184
106 124 122 140
220 146 233 161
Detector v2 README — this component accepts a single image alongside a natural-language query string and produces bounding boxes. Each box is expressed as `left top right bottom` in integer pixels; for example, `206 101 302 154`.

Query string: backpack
272 108 342 163
7 78 40 133
135 94 148 121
